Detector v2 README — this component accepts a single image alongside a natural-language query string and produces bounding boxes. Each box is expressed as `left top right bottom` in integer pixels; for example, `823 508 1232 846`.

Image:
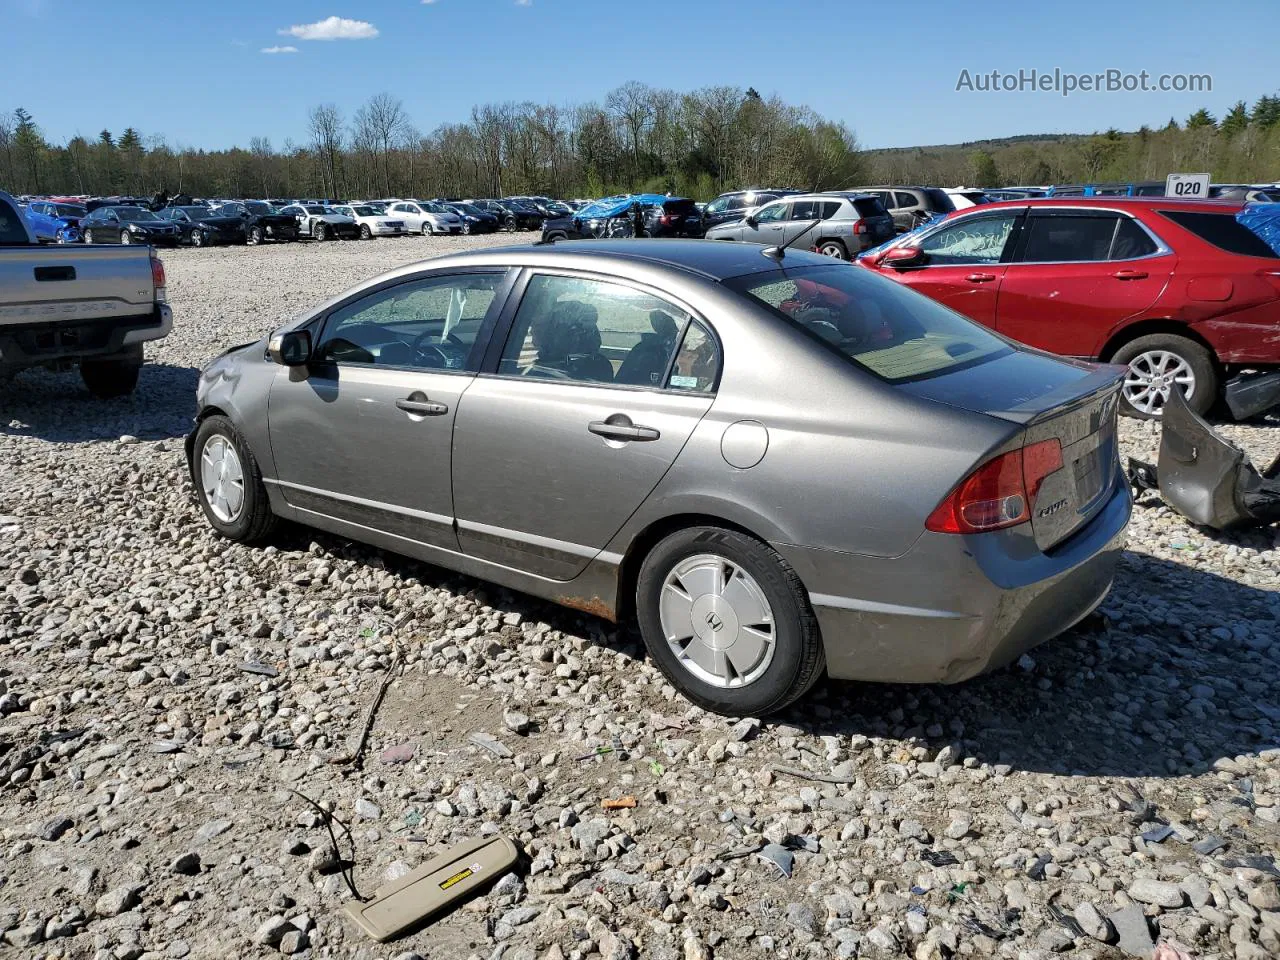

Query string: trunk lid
898 349 1124 549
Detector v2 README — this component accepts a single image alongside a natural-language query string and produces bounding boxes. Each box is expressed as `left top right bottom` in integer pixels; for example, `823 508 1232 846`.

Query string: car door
451 270 719 580
101 209 123 242
781 199 822 245
995 208 1172 356
882 208 1023 328
267 269 515 550
740 200 788 245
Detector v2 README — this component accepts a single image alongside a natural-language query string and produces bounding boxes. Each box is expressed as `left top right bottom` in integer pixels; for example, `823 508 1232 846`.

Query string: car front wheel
313 223 327 242
1110 334 1217 418
246 226 263 245
360 225 372 239
636 526 825 716
192 415 277 543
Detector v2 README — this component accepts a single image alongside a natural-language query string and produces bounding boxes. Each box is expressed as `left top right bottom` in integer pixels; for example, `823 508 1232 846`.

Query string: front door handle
396 396 449 416
1113 269 1149 280
965 273 997 283
588 416 660 442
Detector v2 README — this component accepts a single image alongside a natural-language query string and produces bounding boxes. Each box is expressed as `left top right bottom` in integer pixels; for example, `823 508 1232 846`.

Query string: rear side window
0 198 31 244
726 264 1010 383
667 321 719 393
1159 210 1279 258
852 198 886 217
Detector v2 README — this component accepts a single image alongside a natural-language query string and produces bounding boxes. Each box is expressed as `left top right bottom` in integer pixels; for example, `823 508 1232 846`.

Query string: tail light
659 214 673 226
926 438 1063 534
854 219 867 235
151 256 167 302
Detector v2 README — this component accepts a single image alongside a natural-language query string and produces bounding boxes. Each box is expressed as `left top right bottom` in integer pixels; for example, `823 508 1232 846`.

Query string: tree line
867 97 1280 189
0 84 864 202
4 89 1280 202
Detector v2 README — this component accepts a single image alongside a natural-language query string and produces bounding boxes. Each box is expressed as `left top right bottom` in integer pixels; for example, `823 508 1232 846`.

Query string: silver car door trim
267 478 453 528
456 517 599 559
807 592 976 620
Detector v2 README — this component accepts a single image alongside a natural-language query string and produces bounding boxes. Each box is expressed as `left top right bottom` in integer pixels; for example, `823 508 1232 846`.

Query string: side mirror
744 214 758 227
268 329 312 366
877 245 924 268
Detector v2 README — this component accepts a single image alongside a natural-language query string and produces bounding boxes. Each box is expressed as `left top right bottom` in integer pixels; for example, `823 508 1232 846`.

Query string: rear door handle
1113 269 1149 280
396 397 449 416
965 273 997 283
589 417 660 442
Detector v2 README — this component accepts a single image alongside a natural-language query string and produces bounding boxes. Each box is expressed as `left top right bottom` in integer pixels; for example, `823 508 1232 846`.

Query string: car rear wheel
119 231 132 245
817 240 848 260
192 415 277 544
1110 334 1217 418
80 347 142 399
461 221 472 235
190 230 205 247
313 223 327 242
360 224 372 239
246 226 263 245
83 229 95 244
421 221 433 236
636 526 825 716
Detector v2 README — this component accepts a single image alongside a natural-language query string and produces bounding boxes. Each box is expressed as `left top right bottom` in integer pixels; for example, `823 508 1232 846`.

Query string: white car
386 200 463 236
944 187 992 210
331 204 407 239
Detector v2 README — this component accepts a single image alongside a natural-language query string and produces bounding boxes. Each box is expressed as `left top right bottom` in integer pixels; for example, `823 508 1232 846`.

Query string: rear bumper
0 303 172 373
775 473 1131 684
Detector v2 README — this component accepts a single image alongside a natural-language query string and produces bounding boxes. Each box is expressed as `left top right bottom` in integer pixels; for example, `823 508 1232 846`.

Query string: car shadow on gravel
0 363 199 443
784 549 1280 780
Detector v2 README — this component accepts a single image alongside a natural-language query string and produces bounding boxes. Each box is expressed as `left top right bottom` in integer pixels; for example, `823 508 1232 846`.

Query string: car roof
520 239 833 280
968 196 1247 214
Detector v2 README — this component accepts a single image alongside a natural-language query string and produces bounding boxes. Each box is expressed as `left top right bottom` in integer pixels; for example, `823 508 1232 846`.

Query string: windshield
117 208 159 222
304 205 327 215
243 202 271 214
178 206 208 218
56 204 87 217
725 264 1011 383
451 203 481 215
351 206 377 216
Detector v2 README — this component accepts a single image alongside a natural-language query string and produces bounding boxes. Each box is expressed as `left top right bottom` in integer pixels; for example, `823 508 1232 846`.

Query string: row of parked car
15 194 587 247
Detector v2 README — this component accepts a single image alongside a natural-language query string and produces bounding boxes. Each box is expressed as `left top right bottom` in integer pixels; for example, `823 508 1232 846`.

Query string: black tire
246 226 263 245
191 415 278 544
313 223 327 242
360 224 372 240
635 526 825 716
190 230 205 247
119 230 132 245
461 221 472 235
83 229 95 245
1110 333 1217 419
545 232 568 243
80 348 142 398
816 239 848 260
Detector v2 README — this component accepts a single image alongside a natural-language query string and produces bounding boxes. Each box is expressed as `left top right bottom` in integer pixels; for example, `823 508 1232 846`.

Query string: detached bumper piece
1224 370 1280 421
1127 390 1280 529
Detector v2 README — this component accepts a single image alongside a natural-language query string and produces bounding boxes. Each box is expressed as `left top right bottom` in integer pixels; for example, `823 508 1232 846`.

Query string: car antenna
762 219 823 261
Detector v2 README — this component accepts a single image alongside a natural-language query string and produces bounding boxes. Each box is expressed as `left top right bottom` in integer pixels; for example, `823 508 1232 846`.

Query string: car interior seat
615 309 682 386
525 300 614 382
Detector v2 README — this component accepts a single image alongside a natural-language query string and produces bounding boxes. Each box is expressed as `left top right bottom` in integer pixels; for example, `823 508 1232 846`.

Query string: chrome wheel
119 230 131 245
1123 350 1196 415
659 553 775 688
818 241 846 259
200 434 245 524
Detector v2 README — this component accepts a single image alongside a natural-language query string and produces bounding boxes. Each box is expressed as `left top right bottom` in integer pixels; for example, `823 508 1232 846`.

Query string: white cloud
421 0 439 4
515 0 532 5
280 16 379 41
261 45 298 54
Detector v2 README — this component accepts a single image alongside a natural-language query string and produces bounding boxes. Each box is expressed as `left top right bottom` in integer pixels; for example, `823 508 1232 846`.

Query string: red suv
859 198 1280 417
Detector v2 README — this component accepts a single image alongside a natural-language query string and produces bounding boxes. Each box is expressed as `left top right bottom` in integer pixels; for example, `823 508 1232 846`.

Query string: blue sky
4 0 1273 150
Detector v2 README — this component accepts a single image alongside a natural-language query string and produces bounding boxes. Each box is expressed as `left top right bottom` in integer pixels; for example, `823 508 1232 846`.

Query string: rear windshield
725 264 1011 383
852 197 887 217
1159 210 1279 258
923 188 956 212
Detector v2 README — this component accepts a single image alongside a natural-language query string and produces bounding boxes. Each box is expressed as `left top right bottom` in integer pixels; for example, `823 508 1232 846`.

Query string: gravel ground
1 236 1279 960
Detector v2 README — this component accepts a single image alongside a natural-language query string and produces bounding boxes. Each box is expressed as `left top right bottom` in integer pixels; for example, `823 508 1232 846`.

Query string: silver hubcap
200 434 245 523
820 244 842 258
659 554 775 688
1124 350 1196 414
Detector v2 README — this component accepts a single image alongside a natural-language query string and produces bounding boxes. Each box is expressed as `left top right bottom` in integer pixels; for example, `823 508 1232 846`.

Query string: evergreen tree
1220 101 1249 137
1185 109 1216 130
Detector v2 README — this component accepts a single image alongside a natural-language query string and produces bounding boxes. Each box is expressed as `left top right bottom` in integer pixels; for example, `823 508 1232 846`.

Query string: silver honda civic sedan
187 240 1131 716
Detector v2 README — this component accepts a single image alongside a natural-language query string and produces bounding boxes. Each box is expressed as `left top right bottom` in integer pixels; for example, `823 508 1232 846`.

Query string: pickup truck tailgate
0 246 158 326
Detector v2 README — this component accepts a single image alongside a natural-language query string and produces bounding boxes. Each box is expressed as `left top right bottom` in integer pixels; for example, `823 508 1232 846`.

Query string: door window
498 274 694 388
754 202 788 223
667 321 720 393
917 213 1018 265
705 197 729 214
1020 213 1123 262
316 273 505 371
789 200 820 220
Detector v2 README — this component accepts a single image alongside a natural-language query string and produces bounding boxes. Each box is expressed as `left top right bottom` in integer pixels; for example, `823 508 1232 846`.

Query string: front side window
754 202 788 223
316 273 505 371
726 264 1010 383
498 274 696 388
916 213 1018 265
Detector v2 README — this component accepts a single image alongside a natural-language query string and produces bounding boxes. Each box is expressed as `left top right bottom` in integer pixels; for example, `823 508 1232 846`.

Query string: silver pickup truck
1 189 172 397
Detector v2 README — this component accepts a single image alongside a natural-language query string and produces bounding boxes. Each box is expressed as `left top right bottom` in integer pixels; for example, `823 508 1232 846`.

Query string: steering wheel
409 333 453 368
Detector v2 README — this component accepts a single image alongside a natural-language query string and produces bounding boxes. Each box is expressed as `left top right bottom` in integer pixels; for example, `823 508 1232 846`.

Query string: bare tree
606 81 654 179
308 104 345 198
353 93 409 198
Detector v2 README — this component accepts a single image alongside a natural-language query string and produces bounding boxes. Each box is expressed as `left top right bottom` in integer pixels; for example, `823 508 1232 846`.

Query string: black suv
849 186 956 232
701 188 801 232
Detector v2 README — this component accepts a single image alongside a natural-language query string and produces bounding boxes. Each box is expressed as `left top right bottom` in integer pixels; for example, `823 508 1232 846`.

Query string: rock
898 819 930 842
785 902 819 935
503 709 531 734
195 819 232 843
253 916 290 946
864 926 900 954
94 885 141 918
39 815 74 841
354 798 382 820
169 852 201 876
730 718 761 742
1129 878 1186 909
1108 905 1154 958
278 930 308 954
1247 881 1280 911
683 936 712 960
944 813 972 840
1074 902 1115 943
571 817 611 851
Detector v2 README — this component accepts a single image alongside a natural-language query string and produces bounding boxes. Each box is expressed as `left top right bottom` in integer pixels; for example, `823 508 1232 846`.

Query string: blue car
21 200 86 243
